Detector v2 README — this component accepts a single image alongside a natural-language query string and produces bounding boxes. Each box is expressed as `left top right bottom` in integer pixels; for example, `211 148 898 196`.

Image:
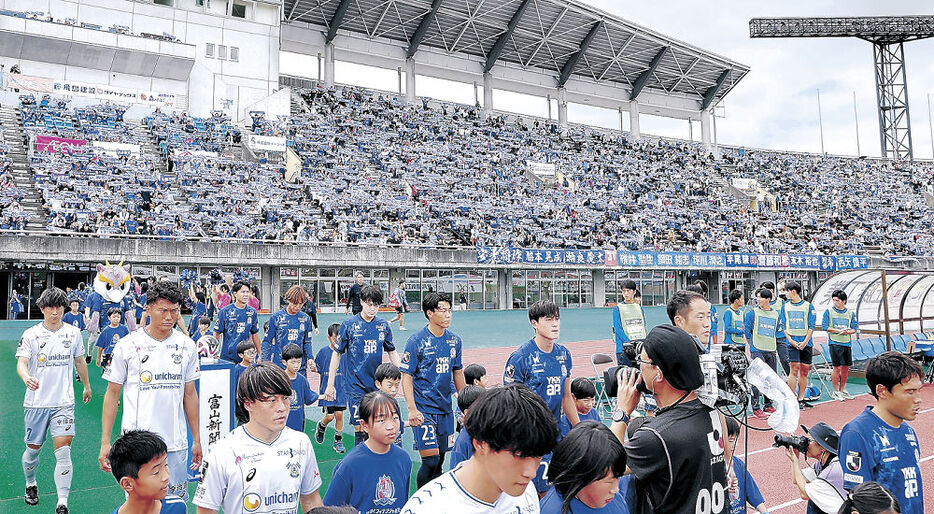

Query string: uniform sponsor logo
450 348 456 358
844 473 864 484
140 371 153 383
243 493 261 511
846 451 862 472
37 353 47 362
172 353 183 365
373 474 397 506
246 468 256 482
287 461 301 478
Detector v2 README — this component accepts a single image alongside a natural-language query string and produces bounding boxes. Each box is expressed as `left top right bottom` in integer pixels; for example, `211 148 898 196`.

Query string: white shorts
24 405 75 446
166 449 190 501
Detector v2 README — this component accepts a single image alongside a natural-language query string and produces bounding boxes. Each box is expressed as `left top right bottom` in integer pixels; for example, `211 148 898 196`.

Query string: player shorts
348 393 364 427
830 344 853 366
787 346 813 365
322 405 346 414
412 412 455 452
166 449 190 501
24 405 75 446
533 452 553 493
394 306 404 313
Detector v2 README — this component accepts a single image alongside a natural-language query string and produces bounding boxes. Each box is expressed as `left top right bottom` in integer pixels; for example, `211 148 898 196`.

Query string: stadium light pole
853 91 861 156
817 88 825 155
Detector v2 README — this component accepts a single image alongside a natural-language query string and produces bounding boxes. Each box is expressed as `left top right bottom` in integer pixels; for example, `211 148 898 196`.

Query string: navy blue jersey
188 301 206 335
213 304 259 362
63 312 85 331
729 456 765 514
287 373 318 432
134 292 147 320
449 429 473 471
96 324 130 355
315 346 347 407
558 408 601 440
839 407 923 514
323 443 412 513
336 315 394 398
262 309 315 369
503 339 572 421
86 292 133 329
399 326 463 415
234 363 249 388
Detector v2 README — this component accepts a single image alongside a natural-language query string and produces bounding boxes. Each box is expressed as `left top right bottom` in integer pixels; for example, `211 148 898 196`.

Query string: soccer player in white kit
194 362 324 513
99 280 202 501
401 384 557 514
16 287 92 513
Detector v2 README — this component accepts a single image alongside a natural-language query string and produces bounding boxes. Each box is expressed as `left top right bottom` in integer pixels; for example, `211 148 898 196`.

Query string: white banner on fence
91 141 140 156
198 365 233 450
172 149 219 158
245 134 287 153
526 160 556 177
732 178 758 190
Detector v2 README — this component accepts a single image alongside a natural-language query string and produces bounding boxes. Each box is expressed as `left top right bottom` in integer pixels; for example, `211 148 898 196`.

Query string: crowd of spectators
13 85 934 255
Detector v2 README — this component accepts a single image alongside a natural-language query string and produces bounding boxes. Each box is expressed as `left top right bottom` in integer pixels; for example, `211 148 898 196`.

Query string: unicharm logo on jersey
373 474 397 506
243 491 299 511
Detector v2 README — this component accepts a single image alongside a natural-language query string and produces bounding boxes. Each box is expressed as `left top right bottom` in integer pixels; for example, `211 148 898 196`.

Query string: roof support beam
629 46 667 100
701 69 730 110
558 20 603 87
483 0 532 73
406 0 444 58
325 0 353 44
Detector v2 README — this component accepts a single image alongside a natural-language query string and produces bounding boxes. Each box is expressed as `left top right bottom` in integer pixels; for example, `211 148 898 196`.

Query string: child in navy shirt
314 324 347 454
375 363 405 447
449 384 483 470
108 430 186 514
323 391 412 512
190 317 212 345
96 308 129 371
283 344 318 433
557 378 601 440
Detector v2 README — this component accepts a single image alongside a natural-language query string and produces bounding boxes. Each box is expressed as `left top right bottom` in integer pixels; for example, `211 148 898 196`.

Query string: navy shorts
787 346 813 365
412 412 455 452
829 344 853 366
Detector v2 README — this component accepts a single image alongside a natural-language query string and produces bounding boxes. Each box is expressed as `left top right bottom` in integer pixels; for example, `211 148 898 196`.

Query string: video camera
603 339 750 407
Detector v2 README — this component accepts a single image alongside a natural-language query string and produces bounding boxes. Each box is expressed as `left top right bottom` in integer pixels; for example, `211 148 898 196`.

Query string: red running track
462 338 934 514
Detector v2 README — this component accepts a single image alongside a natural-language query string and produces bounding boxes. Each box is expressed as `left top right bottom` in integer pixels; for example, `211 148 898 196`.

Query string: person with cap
610 325 729 514
784 422 846 514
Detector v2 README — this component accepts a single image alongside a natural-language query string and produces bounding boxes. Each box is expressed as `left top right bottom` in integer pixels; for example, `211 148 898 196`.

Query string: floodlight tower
749 16 934 161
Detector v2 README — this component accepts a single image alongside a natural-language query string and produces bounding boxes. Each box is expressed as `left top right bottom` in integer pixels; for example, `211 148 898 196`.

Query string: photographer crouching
779 422 846 514
610 325 729 514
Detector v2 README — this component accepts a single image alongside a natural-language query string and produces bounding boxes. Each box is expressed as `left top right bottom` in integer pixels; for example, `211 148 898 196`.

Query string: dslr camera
773 434 809 454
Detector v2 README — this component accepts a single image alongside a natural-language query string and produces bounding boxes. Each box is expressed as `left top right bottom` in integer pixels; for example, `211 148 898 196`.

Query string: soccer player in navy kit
400 292 466 488
504 300 579 494
262 285 316 373
323 285 401 446
212 281 260 363
839 352 924 514
323 391 412 512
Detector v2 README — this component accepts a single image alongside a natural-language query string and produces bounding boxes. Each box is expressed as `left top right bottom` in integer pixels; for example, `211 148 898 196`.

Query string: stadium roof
282 0 750 109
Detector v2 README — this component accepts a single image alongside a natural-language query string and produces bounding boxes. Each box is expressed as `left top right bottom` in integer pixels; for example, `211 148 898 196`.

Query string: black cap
642 325 704 391
801 422 839 455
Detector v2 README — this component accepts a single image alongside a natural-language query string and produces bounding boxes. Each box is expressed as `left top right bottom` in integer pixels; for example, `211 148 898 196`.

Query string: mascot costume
86 260 137 360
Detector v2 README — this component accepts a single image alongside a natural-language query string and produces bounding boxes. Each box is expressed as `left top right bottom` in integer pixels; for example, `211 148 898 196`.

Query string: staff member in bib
823 290 858 401
782 281 816 409
744 288 781 420
722 289 747 349
612 279 646 366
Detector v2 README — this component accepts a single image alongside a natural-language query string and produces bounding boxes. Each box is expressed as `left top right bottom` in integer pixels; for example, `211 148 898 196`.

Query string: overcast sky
283 1 934 159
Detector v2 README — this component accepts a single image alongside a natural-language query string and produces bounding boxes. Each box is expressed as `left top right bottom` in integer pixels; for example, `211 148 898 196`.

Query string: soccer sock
22 447 40 486
334 433 342 441
354 431 367 446
435 452 446 477
417 455 441 488
53 446 72 505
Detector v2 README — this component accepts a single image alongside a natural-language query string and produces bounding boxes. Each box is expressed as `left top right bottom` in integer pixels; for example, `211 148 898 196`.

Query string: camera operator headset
781 422 846 514
610 325 730 514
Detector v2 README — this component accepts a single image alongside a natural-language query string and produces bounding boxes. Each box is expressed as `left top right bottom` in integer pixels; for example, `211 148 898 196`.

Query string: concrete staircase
0 105 45 230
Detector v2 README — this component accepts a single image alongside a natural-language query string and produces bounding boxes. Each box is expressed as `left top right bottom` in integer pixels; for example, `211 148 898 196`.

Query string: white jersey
16 323 84 408
401 467 539 514
193 425 322 514
103 328 199 452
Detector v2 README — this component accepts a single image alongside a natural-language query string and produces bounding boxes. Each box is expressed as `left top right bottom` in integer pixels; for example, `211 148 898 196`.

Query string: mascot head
95 260 132 303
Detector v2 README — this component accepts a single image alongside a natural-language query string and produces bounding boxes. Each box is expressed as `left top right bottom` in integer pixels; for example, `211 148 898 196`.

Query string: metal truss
750 16 934 160
283 0 748 106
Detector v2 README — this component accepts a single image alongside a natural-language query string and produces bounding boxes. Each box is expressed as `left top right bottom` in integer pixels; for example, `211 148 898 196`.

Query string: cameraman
610 325 729 514
784 422 846 514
